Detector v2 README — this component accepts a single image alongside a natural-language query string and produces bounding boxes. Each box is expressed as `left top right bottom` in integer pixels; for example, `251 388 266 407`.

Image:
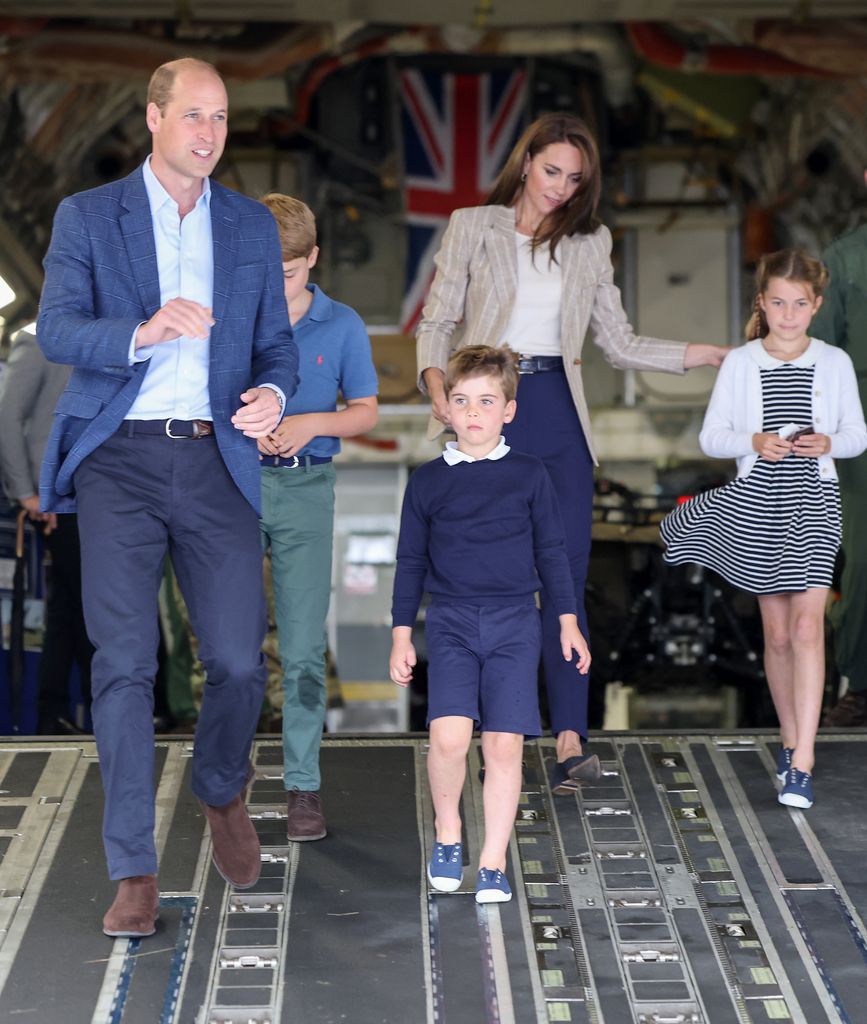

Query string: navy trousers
76 428 267 880
503 368 594 739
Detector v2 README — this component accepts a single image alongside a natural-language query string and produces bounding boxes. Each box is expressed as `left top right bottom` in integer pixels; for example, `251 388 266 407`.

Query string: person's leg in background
37 512 94 734
825 455 867 726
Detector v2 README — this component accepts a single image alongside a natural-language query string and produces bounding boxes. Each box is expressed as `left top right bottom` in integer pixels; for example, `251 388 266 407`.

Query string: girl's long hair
485 112 601 261
745 248 829 340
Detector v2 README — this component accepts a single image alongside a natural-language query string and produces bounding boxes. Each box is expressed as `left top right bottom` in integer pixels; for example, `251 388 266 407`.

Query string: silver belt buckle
282 455 300 468
165 418 187 438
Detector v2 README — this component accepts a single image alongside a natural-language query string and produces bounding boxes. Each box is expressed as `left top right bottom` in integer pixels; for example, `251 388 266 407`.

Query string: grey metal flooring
0 733 865 1023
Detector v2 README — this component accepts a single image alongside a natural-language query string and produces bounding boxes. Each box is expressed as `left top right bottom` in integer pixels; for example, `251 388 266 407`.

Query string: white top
699 338 867 481
498 234 562 356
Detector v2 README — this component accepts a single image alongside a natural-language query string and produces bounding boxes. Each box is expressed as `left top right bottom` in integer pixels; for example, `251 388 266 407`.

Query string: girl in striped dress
661 249 867 809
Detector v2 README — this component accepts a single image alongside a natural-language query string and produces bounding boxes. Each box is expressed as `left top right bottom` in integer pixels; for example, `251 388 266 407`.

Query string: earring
521 173 526 183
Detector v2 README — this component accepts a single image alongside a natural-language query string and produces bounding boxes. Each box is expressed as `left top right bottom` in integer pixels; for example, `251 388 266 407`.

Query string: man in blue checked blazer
36 57 298 938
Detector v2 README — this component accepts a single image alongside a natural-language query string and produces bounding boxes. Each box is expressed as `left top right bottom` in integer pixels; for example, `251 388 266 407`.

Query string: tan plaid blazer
416 204 687 460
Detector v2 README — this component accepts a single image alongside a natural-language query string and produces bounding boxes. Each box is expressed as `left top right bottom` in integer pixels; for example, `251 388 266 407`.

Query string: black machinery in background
586 475 775 731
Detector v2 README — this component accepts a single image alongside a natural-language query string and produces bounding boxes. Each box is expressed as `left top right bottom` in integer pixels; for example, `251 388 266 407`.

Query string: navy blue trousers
76 429 267 880
503 369 594 739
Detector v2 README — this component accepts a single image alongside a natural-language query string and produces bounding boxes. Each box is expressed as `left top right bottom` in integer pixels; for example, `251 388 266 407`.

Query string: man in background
811 188 867 726
0 329 93 733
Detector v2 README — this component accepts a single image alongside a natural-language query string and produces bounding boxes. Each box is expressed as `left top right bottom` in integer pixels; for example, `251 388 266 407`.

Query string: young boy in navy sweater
389 345 590 903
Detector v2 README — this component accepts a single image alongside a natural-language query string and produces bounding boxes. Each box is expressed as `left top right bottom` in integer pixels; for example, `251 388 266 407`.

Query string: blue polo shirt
281 284 378 458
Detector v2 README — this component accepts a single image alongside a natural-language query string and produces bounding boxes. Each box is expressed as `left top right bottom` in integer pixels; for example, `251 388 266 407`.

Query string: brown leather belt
122 419 214 439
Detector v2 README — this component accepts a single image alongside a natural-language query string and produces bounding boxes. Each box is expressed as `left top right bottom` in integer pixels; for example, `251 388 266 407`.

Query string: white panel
635 220 731 406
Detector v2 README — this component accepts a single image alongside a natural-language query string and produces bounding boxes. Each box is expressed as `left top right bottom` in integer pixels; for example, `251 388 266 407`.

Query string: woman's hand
792 433 832 457
684 344 730 369
559 614 591 674
752 432 792 461
422 368 451 426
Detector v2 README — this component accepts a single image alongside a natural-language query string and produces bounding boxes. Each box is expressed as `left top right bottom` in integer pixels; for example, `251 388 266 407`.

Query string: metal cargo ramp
0 732 865 1022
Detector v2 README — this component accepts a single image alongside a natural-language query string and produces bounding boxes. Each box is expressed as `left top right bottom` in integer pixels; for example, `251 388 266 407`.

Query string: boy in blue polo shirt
389 345 590 903
260 193 378 841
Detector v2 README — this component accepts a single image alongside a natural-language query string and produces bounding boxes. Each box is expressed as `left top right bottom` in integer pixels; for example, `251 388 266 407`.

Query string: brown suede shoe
286 789 327 841
201 792 261 889
102 874 159 937
822 691 867 727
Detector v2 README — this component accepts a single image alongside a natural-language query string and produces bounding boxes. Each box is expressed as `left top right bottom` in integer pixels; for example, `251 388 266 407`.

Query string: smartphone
789 425 814 442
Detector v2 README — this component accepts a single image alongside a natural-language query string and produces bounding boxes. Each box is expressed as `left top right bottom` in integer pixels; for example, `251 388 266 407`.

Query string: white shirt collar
747 336 823 369
142 155 211 215
442 436 511 466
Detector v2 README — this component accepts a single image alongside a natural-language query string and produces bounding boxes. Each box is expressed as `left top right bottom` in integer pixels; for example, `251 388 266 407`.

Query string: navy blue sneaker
779 768 813 809
475 867 512 904
775 746 794 782
428 842 463 892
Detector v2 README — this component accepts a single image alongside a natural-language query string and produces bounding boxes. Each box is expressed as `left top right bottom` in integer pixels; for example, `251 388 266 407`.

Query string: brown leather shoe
286 789 327 841
102 874 159 937
201 792 261 889
822 691 867 727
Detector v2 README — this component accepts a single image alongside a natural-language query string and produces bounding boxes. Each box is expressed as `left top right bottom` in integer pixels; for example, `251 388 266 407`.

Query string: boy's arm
391 474 430 633
259 396 378 457
389 626 416 687
530 468 577 618
558 614 591 673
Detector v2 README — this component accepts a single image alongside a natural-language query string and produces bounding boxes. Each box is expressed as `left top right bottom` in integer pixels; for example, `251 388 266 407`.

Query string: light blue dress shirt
126 157 215 420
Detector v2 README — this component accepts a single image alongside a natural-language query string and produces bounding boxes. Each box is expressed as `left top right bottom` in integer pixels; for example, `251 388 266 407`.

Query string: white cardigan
699 338 867 481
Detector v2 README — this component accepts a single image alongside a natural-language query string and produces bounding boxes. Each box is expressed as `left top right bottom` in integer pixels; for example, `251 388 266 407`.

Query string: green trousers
260 463 336 790
831 454 867 693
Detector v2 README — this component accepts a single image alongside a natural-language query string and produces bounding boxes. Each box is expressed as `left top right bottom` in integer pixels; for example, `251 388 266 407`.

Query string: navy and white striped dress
660 363 841 594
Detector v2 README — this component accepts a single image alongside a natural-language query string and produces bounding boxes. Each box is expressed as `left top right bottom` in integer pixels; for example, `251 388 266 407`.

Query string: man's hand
423 368 451 426
792 433 832 457
753 432 792 461
258 414 317 458
684 343 730 369
559 614 591 674
135 298 215 350
389 627 417 687
232 387 281 438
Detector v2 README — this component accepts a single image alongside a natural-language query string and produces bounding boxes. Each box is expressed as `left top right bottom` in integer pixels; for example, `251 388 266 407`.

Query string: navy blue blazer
36 164 298 514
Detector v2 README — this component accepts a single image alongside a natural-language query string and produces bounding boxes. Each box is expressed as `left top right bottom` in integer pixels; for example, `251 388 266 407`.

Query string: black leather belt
122 418 214 438
516 355 564 374
259 454 333 468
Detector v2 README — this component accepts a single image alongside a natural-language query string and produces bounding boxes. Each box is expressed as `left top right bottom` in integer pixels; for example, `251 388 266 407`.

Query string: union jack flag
399 68 528 335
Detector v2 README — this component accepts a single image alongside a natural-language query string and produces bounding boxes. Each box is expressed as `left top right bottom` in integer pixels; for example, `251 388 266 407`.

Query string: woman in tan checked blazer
417 113 728 792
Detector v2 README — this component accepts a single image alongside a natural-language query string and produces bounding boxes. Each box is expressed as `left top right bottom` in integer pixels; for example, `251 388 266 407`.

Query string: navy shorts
426 599 543 736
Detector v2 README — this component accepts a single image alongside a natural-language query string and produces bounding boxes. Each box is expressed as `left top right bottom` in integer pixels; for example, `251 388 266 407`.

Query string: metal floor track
0 732 865 1023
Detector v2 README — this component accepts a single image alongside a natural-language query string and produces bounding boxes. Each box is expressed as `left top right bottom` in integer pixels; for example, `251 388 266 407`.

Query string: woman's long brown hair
485 112 602 261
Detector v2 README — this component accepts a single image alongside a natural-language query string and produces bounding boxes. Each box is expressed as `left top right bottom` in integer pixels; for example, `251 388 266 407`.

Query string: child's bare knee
791 613 823 650
482 731 524 765
430 719 472 760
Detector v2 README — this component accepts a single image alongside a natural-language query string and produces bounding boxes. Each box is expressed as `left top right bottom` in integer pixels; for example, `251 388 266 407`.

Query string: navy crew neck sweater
391 451 576 627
